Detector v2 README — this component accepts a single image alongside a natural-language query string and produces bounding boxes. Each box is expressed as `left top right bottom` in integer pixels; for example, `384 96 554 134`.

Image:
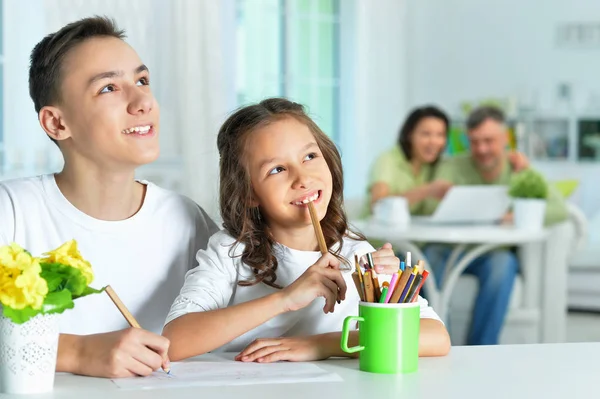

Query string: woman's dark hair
397 105 450 168
217 97 364 289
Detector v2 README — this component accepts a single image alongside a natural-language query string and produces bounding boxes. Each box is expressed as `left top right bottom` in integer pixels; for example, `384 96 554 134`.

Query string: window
236 0 340 142
0 0 4 173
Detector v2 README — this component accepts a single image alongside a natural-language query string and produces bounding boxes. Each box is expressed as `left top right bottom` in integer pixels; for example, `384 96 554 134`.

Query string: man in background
424 105 568 345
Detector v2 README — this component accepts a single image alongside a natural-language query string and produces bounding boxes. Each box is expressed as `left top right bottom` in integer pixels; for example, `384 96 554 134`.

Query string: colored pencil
411 270 429 303
105 285 170 374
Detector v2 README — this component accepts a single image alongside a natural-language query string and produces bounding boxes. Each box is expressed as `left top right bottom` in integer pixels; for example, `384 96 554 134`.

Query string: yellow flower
0 243 48 310
42 240 94 284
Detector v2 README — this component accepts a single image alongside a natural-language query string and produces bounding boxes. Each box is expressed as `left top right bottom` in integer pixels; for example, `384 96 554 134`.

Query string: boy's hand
63 328 170 378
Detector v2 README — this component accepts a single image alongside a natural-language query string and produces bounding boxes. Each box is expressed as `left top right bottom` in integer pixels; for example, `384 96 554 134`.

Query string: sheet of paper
112 360 343 390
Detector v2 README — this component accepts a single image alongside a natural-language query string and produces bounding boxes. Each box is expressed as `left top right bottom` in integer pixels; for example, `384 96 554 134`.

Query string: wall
407 0 600 243
406 0 600 116
340 0 408 199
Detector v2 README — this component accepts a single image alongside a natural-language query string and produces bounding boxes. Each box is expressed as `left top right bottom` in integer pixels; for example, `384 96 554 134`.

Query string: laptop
414 185 511 225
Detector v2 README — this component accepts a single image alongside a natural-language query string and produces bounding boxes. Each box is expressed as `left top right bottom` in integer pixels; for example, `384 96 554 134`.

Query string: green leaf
40 263 88 296
73 285 105 300
2 305 41 324
41 269 65 292
41 289 74 315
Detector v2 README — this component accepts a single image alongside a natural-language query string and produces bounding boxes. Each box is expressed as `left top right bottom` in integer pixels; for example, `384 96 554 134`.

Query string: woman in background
366 105 452 216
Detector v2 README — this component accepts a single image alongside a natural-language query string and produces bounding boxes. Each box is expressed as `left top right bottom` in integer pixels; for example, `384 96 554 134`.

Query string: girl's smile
245 116 333 250
291 190 322 206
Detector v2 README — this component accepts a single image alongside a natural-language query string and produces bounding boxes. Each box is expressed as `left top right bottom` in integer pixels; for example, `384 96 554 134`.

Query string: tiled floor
566 311 600 342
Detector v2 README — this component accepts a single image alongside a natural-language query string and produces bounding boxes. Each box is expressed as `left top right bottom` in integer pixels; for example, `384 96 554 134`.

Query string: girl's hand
370 243 400 275
234 336 330 363
280 253 347 314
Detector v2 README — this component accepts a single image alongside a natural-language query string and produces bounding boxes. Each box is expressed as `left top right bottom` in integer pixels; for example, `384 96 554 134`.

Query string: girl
163 98 450 362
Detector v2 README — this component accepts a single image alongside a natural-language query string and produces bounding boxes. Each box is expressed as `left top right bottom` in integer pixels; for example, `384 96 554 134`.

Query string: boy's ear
38 106 72 142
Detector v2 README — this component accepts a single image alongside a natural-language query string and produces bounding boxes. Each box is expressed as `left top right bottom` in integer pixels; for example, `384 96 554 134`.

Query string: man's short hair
466 105 505 131
29 16 126 115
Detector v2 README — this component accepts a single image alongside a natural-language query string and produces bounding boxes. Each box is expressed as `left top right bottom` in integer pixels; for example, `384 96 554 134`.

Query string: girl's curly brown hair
217 98 365 289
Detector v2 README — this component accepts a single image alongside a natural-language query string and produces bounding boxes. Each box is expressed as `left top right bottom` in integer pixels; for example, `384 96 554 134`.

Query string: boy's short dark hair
28 16 126 115
466 105 506 131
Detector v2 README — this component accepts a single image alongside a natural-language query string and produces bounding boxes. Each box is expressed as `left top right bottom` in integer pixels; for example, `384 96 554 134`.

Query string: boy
0 16 218 377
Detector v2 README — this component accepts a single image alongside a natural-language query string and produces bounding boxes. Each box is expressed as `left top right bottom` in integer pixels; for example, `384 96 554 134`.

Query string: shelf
450 113 600 163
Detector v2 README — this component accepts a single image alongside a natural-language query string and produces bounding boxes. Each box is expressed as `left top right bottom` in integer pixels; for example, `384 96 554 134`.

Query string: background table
352 219 565 343
9 344 598 399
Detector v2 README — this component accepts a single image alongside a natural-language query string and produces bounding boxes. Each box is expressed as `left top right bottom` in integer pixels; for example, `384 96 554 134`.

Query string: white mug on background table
373 197 410 228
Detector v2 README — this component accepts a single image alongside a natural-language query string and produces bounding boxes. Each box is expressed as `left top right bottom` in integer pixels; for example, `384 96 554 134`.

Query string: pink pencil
384 272 400 303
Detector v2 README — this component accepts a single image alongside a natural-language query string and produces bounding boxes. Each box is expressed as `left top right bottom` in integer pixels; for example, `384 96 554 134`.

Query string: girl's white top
166 230 442 352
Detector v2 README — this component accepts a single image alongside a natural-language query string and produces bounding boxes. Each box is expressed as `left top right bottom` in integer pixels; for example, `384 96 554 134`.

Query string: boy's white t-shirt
166 230 442 352
0 174 219 335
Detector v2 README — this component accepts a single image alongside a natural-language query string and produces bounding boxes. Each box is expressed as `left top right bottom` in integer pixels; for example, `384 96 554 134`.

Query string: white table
351 219 561 343
9 344 598 399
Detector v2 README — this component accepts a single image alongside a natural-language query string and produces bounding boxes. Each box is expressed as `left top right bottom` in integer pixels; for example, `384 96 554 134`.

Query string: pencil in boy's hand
105 285 141 328
105 285 171 374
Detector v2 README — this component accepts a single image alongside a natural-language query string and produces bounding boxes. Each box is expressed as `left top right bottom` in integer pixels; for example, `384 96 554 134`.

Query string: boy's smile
51 36 160 169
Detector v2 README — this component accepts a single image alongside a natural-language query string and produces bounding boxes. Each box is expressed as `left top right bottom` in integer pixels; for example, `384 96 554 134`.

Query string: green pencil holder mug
341 302 420 374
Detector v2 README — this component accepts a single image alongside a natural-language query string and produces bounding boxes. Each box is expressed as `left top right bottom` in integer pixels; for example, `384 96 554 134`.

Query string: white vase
0 312 59 394
513 198 547 231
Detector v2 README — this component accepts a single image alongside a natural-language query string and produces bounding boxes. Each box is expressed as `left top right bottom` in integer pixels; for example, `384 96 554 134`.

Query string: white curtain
43 0 231 221
168 1 229 222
